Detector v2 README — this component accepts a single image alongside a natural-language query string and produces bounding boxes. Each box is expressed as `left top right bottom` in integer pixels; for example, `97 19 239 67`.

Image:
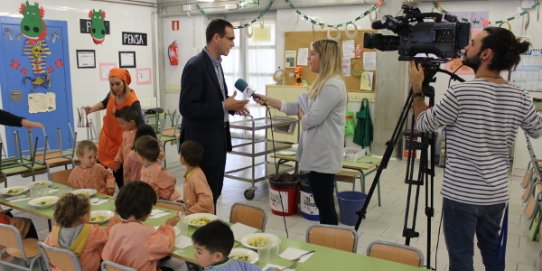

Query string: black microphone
234 79 257 97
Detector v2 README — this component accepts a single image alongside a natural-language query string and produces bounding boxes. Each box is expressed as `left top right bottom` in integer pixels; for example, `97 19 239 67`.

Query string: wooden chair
229 202 267 231
101 260 137 271
538 247 542 271
366 240 424 267
305 224 358 253
156 199 187 213
38 241 82 271
159 111 181 168
0 224 43 271
525 183 542 220
49 168 73 186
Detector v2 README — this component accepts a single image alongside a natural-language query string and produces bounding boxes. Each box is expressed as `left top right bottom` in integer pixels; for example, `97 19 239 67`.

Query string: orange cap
108 68 131 85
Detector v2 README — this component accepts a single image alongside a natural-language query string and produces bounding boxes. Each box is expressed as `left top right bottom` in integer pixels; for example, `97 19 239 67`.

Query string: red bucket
269 174 299 216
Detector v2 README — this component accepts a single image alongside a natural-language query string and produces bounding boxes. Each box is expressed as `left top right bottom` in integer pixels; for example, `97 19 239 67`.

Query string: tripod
354 62 464 269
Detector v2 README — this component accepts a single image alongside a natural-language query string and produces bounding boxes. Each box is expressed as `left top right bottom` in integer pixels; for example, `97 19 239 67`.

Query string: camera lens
364 33 400 51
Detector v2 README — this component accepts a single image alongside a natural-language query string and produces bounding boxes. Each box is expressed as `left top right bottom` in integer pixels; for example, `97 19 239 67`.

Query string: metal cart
225 116 298 199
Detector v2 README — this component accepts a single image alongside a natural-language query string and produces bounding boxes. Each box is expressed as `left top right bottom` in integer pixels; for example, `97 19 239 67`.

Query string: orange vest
98 89 139 168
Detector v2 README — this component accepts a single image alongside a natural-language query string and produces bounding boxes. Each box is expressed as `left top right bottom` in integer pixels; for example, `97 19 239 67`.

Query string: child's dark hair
192 220 234 257
76 140 97 157
134 135 160 162
54 193 90 227
115 181 157 220
132 124 158 150
114 106 142 126
180 141 203 167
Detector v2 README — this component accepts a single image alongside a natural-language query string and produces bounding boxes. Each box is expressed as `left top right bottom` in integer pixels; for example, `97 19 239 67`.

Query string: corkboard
284 30 376 92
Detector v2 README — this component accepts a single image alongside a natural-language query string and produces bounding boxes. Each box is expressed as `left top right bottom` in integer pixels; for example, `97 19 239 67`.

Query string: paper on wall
342 40 355 59
342 57 351 77
297 48 309 66
28 92 56 113
285 50 297 68
360 71 374 91
363 52 377 71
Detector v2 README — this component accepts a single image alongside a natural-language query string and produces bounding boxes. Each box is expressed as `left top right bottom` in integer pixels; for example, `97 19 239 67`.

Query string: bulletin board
284 29 376 92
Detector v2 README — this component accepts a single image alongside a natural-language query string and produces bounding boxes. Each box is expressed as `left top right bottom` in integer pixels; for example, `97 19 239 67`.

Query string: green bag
353 98 373 148
345 111 355 136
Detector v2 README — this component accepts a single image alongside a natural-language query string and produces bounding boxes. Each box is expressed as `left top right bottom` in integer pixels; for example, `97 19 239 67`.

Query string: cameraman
409 27 542 271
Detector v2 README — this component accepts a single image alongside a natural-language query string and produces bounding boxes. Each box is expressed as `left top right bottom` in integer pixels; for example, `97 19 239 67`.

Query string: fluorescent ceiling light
196 0 215 2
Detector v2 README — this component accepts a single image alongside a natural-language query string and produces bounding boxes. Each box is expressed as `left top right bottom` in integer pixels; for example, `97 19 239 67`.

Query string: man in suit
179 19 248 209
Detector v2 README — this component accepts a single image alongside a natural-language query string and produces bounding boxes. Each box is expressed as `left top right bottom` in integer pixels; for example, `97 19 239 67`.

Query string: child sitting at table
44 193 119 271
124 124 164 183
192 220 263 271
68 140 116 195
135 135 180 200
102 181 179 271
113 106 143 186
179 140 214 214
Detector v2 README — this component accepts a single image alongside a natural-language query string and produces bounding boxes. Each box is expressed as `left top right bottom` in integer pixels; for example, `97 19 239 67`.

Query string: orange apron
98 90 139 168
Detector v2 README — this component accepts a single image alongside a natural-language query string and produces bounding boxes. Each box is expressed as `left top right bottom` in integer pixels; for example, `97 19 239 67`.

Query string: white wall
0 0 157 140
160 1 542 157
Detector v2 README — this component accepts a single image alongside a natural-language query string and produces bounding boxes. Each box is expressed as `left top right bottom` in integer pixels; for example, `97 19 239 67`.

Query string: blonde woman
85 68 144 188
255 39 346 225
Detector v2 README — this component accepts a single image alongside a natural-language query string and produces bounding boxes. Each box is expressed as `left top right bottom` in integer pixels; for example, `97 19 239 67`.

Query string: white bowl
185 213 218 227
229 248 259 264
71 189 97 197
28 196 59 209
89 210 114 224
30 180 52 187
240 233 281 250
0 186 29 196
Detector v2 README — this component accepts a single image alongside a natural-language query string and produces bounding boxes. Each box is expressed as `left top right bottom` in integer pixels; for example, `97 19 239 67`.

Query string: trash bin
269 173 299 216
299 175 319 221
337 191 366 226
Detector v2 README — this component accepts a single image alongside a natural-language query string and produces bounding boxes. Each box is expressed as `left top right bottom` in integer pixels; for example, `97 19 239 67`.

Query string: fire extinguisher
168 40 178 65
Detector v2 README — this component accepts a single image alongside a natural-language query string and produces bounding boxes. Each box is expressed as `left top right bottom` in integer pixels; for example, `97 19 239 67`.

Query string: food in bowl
247 237 269 248
190 217 210 226
7 187 25 194
230 255 250 262
38 199 55 206
90 214 107 223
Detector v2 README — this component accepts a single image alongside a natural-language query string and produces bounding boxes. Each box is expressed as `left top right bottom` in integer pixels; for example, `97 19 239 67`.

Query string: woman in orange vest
85 68 144 189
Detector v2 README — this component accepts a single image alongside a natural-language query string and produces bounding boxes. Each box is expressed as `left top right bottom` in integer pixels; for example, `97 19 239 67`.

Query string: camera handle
354 64 464 270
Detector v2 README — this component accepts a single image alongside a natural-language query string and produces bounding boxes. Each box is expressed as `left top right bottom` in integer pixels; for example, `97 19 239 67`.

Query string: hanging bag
353 98 373 148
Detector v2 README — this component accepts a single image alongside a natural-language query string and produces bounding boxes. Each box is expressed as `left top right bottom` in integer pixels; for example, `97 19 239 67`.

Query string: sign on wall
122 32 147 46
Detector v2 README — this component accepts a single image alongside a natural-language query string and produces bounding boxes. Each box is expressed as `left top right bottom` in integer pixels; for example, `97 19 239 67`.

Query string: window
222 18 276 98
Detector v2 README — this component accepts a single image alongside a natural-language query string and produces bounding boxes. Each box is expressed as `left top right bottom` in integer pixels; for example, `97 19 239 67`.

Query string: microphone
234 78 257 97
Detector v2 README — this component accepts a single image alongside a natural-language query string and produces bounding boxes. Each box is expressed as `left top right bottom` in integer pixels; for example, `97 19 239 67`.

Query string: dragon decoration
88 9 106 44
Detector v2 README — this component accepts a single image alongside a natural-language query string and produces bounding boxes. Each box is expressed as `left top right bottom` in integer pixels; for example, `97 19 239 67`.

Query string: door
0 17 73 156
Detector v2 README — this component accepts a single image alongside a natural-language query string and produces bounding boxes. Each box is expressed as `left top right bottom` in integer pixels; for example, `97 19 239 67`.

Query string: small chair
538 247 542 271
38 241 82 271
0 224 42 271
49 168 73 186
366 240 424 267
229 203 267 231
157 199 187 213
305 224 358 253
101 260 137 271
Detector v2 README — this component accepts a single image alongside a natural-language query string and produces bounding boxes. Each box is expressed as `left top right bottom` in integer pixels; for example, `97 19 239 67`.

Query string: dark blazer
179 50 232 167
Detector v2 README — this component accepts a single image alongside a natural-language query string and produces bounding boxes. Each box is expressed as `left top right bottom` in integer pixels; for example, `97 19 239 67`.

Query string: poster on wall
28 92 56 113
99 62 116 80
136 68 152 85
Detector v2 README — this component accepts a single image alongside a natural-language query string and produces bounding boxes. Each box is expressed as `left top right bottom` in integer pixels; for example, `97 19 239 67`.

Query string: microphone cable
265 103 289 239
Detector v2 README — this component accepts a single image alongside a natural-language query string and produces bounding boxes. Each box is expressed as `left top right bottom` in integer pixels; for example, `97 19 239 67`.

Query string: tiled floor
1 141 539 271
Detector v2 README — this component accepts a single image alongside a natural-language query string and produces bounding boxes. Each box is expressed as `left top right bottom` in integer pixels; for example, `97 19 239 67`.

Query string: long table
0 184 424 271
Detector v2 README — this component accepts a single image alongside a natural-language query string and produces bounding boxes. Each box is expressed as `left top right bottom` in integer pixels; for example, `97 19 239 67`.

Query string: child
135 135 180 200
192 220 260 271
113 106 142 188
124 124 164 183
179 141 214 214
44 193 119 271
68 140 116 195
102 181 179 271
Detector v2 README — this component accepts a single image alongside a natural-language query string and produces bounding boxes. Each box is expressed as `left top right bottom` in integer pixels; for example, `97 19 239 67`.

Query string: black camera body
364 5 471 62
